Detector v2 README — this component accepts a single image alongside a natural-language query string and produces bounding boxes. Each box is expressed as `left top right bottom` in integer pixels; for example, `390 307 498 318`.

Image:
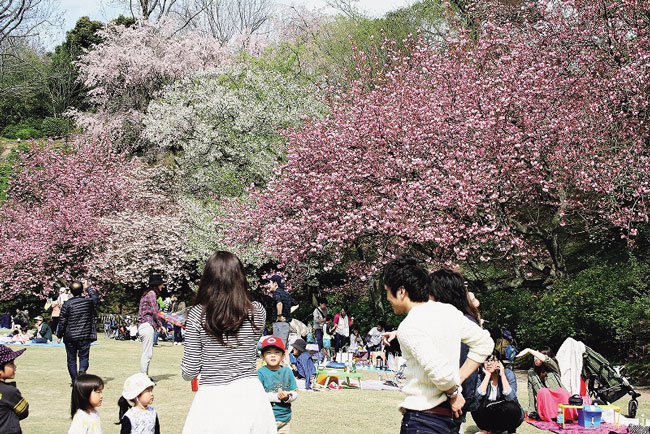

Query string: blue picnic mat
5 341 98 347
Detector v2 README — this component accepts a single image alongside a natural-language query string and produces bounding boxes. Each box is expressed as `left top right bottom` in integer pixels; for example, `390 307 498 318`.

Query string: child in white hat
117 373 159 434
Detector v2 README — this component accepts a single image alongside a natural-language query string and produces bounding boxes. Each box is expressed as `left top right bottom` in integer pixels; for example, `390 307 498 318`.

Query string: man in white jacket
382 256 494 434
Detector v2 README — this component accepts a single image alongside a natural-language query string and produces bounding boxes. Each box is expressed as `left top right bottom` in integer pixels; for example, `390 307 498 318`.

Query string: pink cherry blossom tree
0 140 135 297
222 0 650 292
0 142 201 298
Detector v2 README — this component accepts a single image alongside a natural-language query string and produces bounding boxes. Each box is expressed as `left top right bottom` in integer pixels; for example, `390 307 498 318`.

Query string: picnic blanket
6 341 99 347
359 379 401 391
157 311 186 328
527 419 628 434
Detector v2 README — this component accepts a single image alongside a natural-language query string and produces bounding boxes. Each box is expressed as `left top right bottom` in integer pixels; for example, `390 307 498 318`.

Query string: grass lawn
14 336 650 433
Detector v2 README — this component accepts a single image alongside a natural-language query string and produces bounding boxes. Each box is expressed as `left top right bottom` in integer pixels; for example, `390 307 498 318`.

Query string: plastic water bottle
557 409 564 429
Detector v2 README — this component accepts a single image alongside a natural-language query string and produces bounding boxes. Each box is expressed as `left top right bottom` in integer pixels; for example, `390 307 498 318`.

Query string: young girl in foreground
69 374 104 434
117 373 160 434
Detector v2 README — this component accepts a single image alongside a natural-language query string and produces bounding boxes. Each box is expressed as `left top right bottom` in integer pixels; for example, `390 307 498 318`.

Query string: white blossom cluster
143 64 326 199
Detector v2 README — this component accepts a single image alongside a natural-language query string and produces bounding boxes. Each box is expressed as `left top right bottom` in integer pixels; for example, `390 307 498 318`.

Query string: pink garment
537 387 578 421
527 419 627 434
333 313 353 328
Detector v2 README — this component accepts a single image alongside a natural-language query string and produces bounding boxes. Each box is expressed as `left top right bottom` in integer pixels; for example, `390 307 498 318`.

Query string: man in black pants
57 280 99 383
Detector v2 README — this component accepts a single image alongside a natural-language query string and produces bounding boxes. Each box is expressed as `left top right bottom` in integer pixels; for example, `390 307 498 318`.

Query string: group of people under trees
311 296 387 362
378 258 583 434
0 251 583 434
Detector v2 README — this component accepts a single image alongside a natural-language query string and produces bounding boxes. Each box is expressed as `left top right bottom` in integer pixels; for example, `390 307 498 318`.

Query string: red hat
260 336 286 353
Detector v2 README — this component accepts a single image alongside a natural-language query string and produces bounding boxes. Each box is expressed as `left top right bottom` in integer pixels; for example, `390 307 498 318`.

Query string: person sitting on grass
471 350 524 434
15 329 30 344
31 316 53 343
257 336 298 433
292 338 316 390
0 345 29 434
517 346 577 422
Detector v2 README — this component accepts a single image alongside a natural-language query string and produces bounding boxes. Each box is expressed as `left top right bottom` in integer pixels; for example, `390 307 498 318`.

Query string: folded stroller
582 345 641 417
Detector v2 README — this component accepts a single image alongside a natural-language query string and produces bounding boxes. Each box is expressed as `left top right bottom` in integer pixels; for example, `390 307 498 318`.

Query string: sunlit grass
15 336 649 433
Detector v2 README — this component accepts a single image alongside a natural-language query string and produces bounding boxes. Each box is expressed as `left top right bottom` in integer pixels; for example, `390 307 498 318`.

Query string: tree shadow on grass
151 373 176 383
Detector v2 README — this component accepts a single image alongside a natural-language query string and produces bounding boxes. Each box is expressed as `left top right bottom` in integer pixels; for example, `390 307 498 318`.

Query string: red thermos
191 377 198 392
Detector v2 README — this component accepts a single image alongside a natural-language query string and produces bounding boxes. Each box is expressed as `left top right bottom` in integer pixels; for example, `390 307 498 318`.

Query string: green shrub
0 142 30 202
1 125 20 139
627 360 650 384
482 259 650 361
15 128 42 140
18 118 42 131
2 119 46 139
41 117 72 137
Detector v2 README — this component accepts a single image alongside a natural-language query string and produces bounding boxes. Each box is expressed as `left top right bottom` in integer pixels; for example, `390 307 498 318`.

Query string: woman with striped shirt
181 251 276 433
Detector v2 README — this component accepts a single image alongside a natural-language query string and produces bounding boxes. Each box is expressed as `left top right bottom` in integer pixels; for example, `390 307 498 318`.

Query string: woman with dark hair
517 346 577 422
430 269 480 324
430 269 482 434
471 350 524 434
138 275 164 375
180 251 275 433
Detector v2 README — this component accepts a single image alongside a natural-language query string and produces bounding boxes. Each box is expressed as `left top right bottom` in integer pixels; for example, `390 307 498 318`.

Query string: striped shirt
181 301 266 386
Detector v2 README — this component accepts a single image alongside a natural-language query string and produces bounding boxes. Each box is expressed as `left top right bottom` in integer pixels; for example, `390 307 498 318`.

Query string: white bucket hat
122 373 155 400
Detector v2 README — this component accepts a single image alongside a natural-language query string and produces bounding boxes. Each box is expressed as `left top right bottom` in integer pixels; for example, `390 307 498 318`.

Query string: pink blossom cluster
222 0 650 291
0 141 199 298
0 140 136 297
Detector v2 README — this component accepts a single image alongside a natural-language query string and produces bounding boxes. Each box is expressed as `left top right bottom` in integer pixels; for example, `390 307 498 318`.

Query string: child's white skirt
182 377 277 433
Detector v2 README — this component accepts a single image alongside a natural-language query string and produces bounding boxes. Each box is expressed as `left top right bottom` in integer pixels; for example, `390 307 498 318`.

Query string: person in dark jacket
430 269 483 434
57 280 99 383
12 309 28 329
30 316 52 343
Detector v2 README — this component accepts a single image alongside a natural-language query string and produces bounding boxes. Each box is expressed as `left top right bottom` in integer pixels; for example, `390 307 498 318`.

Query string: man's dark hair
382 256 430 303
70 281 83 297
378 321 386 329
317 297 327 305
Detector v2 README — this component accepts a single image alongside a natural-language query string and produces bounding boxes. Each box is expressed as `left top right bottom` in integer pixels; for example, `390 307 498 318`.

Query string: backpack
505 344 518 361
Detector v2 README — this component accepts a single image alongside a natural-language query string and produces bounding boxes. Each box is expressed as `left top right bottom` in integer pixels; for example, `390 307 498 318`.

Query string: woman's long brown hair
534 346 559 382
193 251 255 345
